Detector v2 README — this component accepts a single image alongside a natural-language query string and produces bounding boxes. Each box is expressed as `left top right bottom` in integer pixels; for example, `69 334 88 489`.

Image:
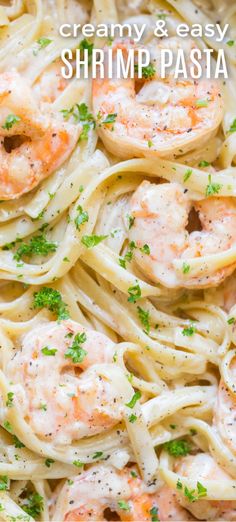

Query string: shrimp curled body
53 464 192 521
175 453 236 520
0 71 80 199
6 320 123 445
127 180 236 288
93 38 223 160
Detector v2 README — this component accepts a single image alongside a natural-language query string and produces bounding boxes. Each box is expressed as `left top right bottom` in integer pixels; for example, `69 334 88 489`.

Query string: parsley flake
205 175 222 196
64 332 87 363
81 234 108 248
117 500 130 511
183 169 192 182
182 262 190 274
21 493 44 518
182 324 196 337
74 206 89 231
33 287 69 321
137 306 150 334
6 392 14 408
198 160 210 168
2 114 20 130
125 391 141 408
229 118 236 133
127 284 141 303
163 439 191 457
41 347 57 356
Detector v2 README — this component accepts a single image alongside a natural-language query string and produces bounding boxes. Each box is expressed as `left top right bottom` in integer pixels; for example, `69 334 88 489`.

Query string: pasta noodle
0 0 235 521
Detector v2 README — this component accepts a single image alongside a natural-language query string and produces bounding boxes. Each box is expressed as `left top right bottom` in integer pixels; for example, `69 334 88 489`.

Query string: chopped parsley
176 479 207 502
0 476 8 491
184 486 197 502
227 40 235 47
150 506 159 522
33 287 69 321
74 206 89 231
45 458 54 467
198 160 210 168
163 439 191 457
177 478 183 490
130 470 137 478
79 38 94 65
37 37 52 50
228 317 235 325
127 215 135 229
61 102 95 140
2 114 20 130
195 99 209 108
183 169 192 182
134 63 156 79
41 346 57 356
137 306 150 335
81 234 108 248
6 392 14 408
205 175 222 196
119 241 136 269
182 262 190 274
10 234 57 262
21 493 44 518
182 324 196 336
64 332 87 363
117 500 130 511
128 413 137 423
125 391 141 408
102 113 117 125
140 244 150 255
229 118 236 133
3 421 12 432
127 284 141 303
92 451 103 459
197 481 207 498
12 435 25 448
73 460 84 467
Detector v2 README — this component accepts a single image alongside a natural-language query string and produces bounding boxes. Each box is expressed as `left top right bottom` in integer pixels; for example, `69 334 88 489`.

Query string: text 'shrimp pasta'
59 21 230 79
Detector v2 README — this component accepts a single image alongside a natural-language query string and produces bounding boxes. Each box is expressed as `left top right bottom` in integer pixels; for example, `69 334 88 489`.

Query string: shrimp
174 453 236 520
214 359 236 456
92 38 223 160
6 320 124 444
53 464 191 521
0 71 80 199
33 61 69 105
126 180 236 288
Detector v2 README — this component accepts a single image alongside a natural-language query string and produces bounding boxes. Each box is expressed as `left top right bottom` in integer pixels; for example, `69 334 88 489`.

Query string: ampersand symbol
154 20 168 37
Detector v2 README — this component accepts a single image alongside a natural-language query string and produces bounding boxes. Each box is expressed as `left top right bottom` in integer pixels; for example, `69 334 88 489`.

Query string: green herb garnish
41 347 57 356
163 439 191 457
21 493 44 518
81 234 108 248
125 391 141 408
2 114 20 130
205 175 222 196
33 287 69 321
6 392 14 408
127 284 141 303
65 332 87 363
137 306 150 335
